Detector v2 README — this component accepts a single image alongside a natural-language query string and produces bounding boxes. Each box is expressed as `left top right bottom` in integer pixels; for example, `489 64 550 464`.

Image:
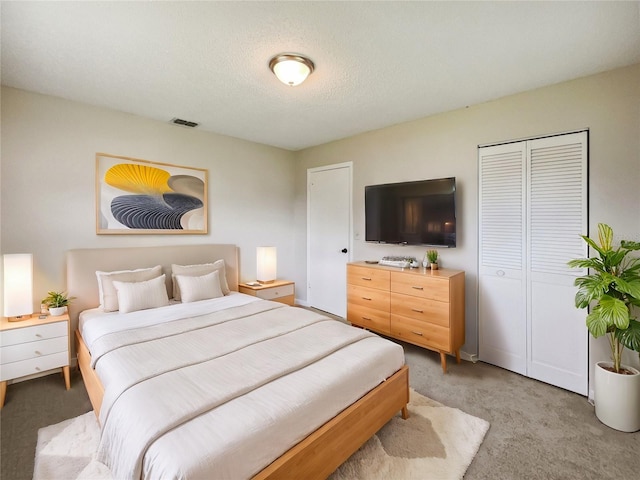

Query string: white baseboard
460 351 478 363
295 298 309 307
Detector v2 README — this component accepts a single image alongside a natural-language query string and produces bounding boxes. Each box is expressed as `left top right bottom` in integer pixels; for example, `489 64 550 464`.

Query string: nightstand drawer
256 283 295 300
1 336 68 364
0 351 69 382
0 321 67 347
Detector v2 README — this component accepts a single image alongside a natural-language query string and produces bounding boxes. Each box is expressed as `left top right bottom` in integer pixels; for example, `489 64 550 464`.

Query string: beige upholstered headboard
66 244 238 334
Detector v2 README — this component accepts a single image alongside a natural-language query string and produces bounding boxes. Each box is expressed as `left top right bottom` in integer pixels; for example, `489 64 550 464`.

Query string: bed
67 244 409 480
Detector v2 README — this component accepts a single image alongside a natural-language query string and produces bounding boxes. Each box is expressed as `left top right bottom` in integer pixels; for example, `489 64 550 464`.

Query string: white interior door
307 163 352 317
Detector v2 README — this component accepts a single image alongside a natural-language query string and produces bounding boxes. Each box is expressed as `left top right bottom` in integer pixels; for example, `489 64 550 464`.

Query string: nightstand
239 280 295 306
0 313 71 408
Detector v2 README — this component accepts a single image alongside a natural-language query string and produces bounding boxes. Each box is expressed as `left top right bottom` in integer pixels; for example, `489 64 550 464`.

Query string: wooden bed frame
67 245 409 480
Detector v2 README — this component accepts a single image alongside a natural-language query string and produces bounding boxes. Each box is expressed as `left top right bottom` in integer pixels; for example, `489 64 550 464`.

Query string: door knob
341 248 348 253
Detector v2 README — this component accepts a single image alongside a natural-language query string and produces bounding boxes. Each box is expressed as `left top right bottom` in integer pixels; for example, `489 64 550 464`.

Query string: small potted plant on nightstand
42 291 74 316
426 250 439 270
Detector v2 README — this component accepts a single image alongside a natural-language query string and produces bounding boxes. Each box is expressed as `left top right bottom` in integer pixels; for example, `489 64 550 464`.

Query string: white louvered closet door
527 133 588 394
478 131 588 395
478 142 528 375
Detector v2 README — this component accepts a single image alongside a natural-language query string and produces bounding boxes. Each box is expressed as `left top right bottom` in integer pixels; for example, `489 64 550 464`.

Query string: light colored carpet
33 389 489 480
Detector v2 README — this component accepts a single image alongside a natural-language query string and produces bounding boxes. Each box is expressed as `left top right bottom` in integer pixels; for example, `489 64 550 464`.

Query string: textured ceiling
2 1 639 151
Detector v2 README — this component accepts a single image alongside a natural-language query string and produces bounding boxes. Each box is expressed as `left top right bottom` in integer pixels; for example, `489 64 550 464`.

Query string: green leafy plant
426 249 439 264
568 223 640 373
42 291 74 309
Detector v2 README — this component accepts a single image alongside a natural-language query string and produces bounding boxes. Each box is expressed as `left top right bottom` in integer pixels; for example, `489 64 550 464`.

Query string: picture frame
96 153 208 235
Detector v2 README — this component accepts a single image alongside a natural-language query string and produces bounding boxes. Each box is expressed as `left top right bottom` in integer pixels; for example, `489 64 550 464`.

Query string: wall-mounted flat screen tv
365 177 456 247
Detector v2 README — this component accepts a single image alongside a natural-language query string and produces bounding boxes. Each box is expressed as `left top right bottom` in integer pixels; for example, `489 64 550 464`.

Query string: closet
478 131 588 395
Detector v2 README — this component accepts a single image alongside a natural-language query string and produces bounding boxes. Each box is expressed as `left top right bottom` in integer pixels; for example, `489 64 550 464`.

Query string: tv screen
365 177 456 247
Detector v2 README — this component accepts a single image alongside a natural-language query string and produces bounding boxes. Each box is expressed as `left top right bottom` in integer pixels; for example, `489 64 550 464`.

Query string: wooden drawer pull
411 331 424 336
361 277 372 281
362 297 372 301
411 286 424 290
362 317 372 321
411 308 423 313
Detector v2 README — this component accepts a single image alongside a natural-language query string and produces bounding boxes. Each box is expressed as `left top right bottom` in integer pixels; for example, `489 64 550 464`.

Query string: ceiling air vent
170 118 199 128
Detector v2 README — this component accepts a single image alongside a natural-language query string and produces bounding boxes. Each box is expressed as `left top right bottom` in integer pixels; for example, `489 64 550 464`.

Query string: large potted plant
568 223 640 432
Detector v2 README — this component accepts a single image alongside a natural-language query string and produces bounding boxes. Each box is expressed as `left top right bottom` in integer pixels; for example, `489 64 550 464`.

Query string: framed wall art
96 153 208 235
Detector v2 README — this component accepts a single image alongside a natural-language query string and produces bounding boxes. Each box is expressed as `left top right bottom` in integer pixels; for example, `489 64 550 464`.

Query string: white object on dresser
0 313 70 408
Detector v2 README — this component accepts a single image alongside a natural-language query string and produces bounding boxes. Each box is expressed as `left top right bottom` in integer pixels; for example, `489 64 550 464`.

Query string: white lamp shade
257 247 277 283
272 59 311 86
3 254 33 317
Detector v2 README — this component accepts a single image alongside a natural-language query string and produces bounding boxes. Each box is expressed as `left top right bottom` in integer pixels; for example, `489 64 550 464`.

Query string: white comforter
83 296 405 480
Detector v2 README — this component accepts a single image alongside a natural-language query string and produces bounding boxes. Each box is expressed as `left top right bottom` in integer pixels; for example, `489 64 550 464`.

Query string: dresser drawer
348 284 390 311
390 293 450 327
0 351 69 382
391 273 449 302
0 321 67 347
255 283 295 300
348 304 391 334
348 265 390 290
391 314 451 351
1 336 68 364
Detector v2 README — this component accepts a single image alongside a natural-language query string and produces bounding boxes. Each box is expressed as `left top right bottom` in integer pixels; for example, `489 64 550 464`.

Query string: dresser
0 313 71 408
347 262 465 373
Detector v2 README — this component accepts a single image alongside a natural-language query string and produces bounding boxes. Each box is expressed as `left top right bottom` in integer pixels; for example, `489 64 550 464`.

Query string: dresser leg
440 352 447 373
62 366 71 390
0 381 6 408
456 349 461 364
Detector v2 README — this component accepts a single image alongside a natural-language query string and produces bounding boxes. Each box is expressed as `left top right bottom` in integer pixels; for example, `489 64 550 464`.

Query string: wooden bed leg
401 406 409 419
440 351 447 374
62 366 71 390
0 381 6 409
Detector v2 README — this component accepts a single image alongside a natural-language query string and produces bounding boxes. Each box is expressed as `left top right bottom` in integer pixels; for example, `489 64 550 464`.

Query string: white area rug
34 389 489 480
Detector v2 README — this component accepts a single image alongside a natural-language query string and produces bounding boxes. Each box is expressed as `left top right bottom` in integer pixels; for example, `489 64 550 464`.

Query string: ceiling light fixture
269 53 315 86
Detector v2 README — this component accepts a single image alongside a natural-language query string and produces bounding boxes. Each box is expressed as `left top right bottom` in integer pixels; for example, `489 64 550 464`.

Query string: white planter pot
49 306 67 317
594 361 640 432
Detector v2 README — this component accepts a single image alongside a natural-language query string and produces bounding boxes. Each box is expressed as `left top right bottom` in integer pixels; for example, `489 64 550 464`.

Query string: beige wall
294 64 640 380
2 64 639 394
1 87 296 319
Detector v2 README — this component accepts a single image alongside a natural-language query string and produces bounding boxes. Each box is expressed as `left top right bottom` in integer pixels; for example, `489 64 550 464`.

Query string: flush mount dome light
269 54 315 86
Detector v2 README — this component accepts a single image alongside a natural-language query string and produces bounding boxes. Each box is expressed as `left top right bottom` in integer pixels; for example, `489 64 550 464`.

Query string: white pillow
175 270 224 303
96 265 163 312
112 274 169 314
171 260 230 300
